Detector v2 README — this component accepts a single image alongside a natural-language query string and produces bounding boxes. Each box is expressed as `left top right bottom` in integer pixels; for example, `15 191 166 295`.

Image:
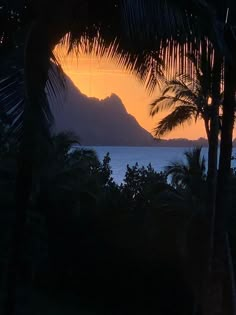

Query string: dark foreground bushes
1 132 236 314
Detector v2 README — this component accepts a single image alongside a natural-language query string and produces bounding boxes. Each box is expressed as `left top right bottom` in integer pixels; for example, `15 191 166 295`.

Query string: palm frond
0 53 66 141
150 95 196 117
122 0 219 41
165 162 189 188
0 13 70 162
51 131 80 157
164 147 206 189
47 51 66 103
52 1 167 93
0 69 24 138
184 147 206 174
58 30 165 93
153 105 197 137
121 0 224 88
150 71 205 114
162 81 198 102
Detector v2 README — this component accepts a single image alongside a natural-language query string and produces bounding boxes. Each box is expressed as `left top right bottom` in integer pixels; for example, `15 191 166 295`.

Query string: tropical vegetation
150 49 221 141
1 1 236 315
2 120 235 315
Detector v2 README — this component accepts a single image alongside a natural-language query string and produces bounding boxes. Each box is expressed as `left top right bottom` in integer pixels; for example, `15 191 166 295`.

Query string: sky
54 46 209 140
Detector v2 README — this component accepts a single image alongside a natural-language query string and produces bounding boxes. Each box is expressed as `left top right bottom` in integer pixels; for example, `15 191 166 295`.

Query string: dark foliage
1 1 236 314
0 129 197 314
1 126 236 314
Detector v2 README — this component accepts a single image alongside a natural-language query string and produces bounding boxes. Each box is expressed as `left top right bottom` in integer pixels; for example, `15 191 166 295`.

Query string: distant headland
51 76 235 147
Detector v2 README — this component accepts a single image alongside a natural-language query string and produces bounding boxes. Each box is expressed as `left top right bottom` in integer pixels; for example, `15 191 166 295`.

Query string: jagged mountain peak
52 75 154 146
102 93 127 115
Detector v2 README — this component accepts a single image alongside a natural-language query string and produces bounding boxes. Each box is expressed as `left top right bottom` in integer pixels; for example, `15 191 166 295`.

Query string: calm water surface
83 146 236 184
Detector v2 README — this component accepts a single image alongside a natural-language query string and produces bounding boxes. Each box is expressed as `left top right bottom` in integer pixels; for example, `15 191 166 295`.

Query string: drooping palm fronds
0 56 65 141
120 0 225 91
0 1 68 141
150 39 224 140
121 0 220 43
153 104 198 138
165 147 206 190
50 131 80 159
150 74 211 139
0 70 24 136
0 0 165 140
150 76 200 116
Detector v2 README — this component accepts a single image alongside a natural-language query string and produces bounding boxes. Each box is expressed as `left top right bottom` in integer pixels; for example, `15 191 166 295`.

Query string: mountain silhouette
51 76 155 146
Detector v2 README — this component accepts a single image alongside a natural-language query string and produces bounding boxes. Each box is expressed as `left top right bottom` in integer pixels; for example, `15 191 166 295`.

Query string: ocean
83 146 236 184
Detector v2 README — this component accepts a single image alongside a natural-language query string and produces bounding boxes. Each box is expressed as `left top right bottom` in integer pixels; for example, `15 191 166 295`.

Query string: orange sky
54 47 211 140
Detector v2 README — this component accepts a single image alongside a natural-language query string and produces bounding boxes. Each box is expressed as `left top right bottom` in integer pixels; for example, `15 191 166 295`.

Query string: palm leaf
153 104 197 137
0 69 24 138
184 147 206 175
150 96 196 117
122 0 219 41
121 0 224 89
150 76 198 117
165 162 189 188
0 52 65 141
165 147 206 189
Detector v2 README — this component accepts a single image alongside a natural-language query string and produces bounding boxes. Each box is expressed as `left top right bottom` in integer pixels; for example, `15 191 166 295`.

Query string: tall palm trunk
201 51 222 315
218 61 235 199
212 59 236 315
4 19 60 315
203 118 210 143
203 46 236 315
207 51 222 267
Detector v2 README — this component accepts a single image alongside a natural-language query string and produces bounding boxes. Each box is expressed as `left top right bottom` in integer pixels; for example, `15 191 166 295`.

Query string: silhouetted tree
1 1 236 315
150 48 223 142
123 2 236 314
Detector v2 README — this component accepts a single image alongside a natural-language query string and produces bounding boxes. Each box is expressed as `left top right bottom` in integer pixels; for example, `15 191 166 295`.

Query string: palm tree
149 39 224 143
149 51 222 244
148 45 223 309
123 1 236 182
150 74 213 141
123 2 236 315
1 1 235 315
4 5 159 312
1 2 160 314
165 147 206 193
37 131 102 219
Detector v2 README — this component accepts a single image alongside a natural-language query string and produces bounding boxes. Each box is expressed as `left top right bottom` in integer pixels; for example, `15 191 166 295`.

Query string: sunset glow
55 45 217 140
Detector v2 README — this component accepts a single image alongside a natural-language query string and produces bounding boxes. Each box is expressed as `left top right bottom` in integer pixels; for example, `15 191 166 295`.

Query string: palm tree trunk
219 61 236 308
203 118 210 143
3 3 87 312
218 60 235 198
206 51 221 271
4 20 53 315
203 53 236 315
202 51 221 315
213 59 236 315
